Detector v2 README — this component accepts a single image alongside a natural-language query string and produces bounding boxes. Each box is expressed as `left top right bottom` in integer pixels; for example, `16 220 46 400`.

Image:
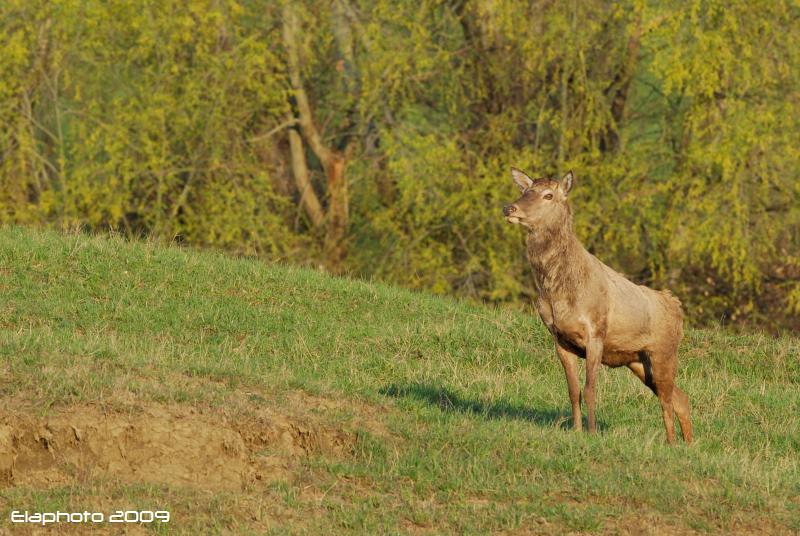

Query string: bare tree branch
246 118 297 144
287 123 324 228
282 5 333 168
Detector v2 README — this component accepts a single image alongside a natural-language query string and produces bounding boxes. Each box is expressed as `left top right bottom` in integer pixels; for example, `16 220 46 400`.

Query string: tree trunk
287 125 325 228
282 3 352 269
324 152 348 266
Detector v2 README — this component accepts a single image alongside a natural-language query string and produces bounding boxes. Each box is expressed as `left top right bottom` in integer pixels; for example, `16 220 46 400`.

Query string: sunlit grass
1 226 798 534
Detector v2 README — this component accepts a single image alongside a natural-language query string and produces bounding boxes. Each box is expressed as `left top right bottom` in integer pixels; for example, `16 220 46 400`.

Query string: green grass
1 226 799 534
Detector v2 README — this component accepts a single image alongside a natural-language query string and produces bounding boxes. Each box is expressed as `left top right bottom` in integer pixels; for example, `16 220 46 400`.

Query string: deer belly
601 349 638 368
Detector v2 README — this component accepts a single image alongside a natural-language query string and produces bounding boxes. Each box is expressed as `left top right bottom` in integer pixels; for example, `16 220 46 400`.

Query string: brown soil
0 402 356 491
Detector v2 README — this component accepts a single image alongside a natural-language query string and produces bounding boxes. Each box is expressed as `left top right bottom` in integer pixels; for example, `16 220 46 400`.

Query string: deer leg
655 381 676 445
555 342 582 431
583 337 604 433
628 355 678 445
627 359 656 394
672 385 693 444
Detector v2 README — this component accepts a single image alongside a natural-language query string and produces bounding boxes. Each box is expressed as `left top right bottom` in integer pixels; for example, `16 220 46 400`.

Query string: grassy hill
0 227 798 534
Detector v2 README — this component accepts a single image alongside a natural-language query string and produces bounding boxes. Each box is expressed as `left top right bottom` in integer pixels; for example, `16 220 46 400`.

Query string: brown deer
503 168 692 444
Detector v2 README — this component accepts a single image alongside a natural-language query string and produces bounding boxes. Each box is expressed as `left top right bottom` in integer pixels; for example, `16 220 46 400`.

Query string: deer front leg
555 341 582 431
583 337 604 433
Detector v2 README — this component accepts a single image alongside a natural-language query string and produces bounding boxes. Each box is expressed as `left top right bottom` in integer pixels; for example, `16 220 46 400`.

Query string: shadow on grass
380 382 600 430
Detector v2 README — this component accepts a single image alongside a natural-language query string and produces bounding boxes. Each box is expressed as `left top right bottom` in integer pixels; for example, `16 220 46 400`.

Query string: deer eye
543 193 553 200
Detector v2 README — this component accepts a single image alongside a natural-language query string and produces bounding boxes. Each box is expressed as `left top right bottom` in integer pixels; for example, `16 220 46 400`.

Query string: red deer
503 168 692 444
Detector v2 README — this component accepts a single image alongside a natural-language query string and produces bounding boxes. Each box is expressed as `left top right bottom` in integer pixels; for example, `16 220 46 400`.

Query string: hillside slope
0 227 798 534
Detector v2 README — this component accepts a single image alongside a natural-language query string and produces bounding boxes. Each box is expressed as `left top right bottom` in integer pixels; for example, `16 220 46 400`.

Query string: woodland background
1 0 798 331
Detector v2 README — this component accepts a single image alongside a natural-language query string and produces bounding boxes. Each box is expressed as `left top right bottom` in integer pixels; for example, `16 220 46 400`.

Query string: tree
282 1 357 269
1 0 797 329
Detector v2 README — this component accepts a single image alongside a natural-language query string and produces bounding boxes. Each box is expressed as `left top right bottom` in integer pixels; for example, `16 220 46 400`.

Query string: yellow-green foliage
1 0 296 256
1 0 798 328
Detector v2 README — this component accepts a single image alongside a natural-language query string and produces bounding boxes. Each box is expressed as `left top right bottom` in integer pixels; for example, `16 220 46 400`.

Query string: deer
502 168 692 444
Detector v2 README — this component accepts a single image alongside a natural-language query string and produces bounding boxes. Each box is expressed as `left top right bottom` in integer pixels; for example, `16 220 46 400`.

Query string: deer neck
526 222 588 297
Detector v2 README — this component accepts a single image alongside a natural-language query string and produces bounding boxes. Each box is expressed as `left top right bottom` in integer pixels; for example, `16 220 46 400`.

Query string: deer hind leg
654 380 676 445
672 385 692 444
627 353 677 445
652 349 692 444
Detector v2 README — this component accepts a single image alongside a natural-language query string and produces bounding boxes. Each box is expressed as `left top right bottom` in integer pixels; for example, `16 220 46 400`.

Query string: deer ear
560 170 574 195
511 167 534 192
